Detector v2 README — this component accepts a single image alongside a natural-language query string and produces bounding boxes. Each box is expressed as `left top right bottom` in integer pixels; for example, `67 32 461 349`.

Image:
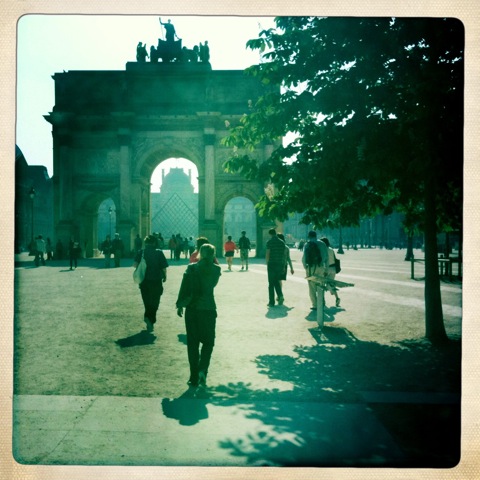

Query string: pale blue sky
16 15 275 189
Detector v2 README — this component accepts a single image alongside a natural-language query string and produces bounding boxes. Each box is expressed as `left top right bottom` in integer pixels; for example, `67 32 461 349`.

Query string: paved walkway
10 248 462 470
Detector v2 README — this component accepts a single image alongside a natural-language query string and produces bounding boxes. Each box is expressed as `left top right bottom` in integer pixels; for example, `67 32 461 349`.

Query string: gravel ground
12 248 463 467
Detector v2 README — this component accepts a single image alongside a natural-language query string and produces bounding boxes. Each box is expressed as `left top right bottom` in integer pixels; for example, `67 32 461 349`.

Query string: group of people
131 229 340 390
133 234 220 388
266 228 340 309
99 233 126 268
223 231 252 271
30 234 85 272
32 235 49 266
168 234 196 260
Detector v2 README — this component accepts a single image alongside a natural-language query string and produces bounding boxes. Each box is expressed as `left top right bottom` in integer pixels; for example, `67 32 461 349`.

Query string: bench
410 256 462 280
306 276 355 328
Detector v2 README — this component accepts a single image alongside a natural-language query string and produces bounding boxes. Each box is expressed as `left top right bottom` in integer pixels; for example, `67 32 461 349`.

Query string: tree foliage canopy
223 17 464 232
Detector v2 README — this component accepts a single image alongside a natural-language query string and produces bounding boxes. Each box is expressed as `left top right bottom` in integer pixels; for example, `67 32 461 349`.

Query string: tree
223 17 463 345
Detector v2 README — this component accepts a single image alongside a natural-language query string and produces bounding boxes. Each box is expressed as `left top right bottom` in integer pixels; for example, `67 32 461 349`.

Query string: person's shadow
265 305 294 319
115 330 156 348
161 388 209 426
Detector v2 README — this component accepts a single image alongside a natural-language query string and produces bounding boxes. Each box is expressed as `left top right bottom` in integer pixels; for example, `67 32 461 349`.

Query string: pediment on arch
74 175 119 193
132 135 203 176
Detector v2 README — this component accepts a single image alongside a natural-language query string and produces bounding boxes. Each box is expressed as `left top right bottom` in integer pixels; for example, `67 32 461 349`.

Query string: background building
15 145 54 253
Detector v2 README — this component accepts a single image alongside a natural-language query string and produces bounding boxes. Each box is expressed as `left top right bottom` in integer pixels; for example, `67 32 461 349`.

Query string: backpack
305 241 322 267
238 236 250 249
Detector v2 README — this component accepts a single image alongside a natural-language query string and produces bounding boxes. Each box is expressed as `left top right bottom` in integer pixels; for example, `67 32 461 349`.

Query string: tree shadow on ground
115 330 156 348
197 325 461 468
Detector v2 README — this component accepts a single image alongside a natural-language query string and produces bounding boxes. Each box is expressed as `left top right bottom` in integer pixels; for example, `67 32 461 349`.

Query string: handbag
176 264 198 307
334 257 341 274
133 250 147 284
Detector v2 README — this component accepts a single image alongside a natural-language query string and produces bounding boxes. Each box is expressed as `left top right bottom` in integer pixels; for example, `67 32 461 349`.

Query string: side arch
215 182 273 257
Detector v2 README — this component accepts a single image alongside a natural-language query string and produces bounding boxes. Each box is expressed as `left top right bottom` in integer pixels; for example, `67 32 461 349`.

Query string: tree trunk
405 232 414 261
424 176 449 345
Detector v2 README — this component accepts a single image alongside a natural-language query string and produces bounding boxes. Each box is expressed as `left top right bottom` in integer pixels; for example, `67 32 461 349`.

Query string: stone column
117 128 134 253
204 128 216 221
118 128 131 220
54 130 75 246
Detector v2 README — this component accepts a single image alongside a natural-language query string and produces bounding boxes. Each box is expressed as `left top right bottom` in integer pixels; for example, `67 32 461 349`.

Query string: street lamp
29 187 36 252
108 206 113 238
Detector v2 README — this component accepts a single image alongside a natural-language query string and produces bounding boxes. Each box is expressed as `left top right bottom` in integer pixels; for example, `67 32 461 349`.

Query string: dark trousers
267 264 283 304
114 249 122 267
140 279 164 324
34 252 45 266
184 308 217 382
69 254 78 269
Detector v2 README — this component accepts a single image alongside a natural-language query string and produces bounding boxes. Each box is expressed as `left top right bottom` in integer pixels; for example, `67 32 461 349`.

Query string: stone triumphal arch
45 60 277 258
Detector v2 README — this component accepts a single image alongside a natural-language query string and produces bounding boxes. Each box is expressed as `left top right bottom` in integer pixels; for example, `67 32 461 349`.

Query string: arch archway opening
223 196 257 255
150 158 199 244
97 198 116 254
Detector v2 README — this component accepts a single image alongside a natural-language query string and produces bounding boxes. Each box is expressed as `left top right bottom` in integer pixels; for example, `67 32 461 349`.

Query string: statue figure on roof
199 41 210 63
139 18 211 64
159 18 179 43
136 42 149 62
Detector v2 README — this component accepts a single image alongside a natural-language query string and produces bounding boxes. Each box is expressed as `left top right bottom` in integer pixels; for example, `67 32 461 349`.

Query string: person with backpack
237 230 251 271
321 237 341 307
302 230 329 310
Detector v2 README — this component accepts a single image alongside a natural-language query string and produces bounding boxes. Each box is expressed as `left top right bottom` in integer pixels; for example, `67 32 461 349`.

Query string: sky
16 15 276 191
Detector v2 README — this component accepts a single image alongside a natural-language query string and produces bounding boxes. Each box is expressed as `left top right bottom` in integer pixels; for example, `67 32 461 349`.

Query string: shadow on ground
167 325 461 468
115 330 156 348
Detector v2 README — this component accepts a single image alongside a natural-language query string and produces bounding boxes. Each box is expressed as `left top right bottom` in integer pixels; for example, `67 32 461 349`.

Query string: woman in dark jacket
176 243 221 387
133 235 168 332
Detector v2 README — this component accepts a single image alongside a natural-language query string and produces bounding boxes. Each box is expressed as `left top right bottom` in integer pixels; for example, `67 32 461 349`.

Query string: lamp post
29 187 36 252
108 206 113 238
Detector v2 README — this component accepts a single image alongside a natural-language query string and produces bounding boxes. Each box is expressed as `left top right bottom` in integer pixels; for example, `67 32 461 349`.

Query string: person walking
134 233 143 254
100 235 113 268
68 236 81 270
55 239 64 260
189 236 208 263
238 230 251 271
168 235 176 259
223 235 237 271
112 233 124 268
277 233 294 290
188 236 195 256
189 236 220 265
265 228 286 307
321 237 341 307
157 233 165 249
176 243 221 387
133 234 168 332
174 234 183 261
46 238 53 261
34 235 46 266
302 230 329 310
